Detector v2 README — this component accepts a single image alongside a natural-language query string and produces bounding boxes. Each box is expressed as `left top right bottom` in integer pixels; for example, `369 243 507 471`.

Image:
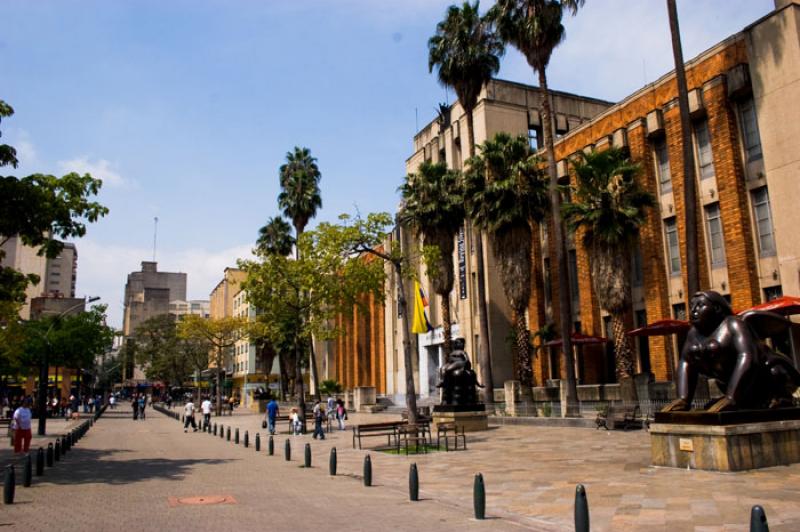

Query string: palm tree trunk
611 311 638 403
514 309 533 387
538 69 579 416
309 336 321 401
294 338 306 433
667 0 700 297
466 108 494 404
441 293 452 360
396 262 418 426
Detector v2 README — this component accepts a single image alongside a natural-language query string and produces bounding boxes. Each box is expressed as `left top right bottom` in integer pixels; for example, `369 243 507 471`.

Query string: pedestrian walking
312 400 325 440
88 396 95 413
138 395 146 420
326 395 336 423
184 399 197 432
109 395 116 409
12 397 33 454
200 396 212 430
336 399 346 431
265 397 279 435
290 407 302 435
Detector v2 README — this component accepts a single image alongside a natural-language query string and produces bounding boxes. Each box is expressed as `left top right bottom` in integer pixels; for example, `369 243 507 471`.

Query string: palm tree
399 160 465 358
465 133 549 387
256 216 295 257
428 0 503 401
278 146 323 404
489 0 584 415
666 0 699 297
562 148 654 396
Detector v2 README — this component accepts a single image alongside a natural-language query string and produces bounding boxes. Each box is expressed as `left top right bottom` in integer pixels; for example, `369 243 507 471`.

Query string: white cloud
73 239 255 330
57 157 129 188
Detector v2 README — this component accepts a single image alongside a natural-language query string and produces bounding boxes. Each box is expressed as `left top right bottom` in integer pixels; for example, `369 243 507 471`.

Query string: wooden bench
436 422 466 451
352 421 400 449
271 413 331 434
595 405 643 431
397 423 429 455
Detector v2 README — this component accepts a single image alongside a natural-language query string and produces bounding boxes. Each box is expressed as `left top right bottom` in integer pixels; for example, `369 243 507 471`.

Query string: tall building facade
208 267 246 395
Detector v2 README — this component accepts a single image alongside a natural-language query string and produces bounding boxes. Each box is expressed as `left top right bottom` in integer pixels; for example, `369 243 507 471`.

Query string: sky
2 0 775 329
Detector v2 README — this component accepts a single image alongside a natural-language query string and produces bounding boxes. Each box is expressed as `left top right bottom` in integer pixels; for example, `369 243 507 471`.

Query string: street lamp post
36 296 100 436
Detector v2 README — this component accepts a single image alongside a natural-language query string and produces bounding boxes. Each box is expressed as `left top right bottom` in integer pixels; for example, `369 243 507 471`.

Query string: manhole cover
168 495 237 507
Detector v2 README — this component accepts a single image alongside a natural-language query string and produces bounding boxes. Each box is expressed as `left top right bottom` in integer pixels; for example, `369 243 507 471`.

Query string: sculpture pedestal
650 409 800 471
432 404 489 432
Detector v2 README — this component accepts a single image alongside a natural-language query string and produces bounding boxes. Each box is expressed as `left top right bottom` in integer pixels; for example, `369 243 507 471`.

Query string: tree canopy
133 314 210 386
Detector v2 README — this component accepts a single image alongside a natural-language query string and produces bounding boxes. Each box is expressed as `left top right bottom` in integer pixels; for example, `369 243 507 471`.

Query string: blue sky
2 0 774 328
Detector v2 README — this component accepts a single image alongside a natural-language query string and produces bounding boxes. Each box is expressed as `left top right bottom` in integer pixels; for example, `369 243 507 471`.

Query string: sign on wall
458 225 467 299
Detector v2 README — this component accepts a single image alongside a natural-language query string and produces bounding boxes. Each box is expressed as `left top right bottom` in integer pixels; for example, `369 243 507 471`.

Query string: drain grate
168 495 237 507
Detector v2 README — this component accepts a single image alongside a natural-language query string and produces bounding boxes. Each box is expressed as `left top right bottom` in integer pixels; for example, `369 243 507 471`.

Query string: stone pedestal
650 409 800 471
432 404 489 432
504 380 532 417
353 387 376 413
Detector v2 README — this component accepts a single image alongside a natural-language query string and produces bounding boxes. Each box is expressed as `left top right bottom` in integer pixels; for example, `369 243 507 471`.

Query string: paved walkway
1 408 524 531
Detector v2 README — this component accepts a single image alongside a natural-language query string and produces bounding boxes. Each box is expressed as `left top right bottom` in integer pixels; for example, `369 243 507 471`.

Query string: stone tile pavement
184 406 800 531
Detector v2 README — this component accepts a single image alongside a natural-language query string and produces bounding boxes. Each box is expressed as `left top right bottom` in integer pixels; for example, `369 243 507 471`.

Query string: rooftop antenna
153 216 158 262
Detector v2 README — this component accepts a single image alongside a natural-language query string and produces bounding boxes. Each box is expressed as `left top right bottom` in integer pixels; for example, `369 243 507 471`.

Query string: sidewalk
1 407 526 531
185 406 800 531
0 416 85 467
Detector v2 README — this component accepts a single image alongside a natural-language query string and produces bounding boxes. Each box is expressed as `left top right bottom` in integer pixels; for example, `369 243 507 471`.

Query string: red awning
545 332 609 347
626 319 690 337
739 295 800 316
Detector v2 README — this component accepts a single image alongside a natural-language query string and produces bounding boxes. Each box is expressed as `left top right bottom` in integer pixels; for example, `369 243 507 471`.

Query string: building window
695 120 715 180
655 138 672 194
635 309 651 374
528 127 540 151
704 203 726 266
672 302 687 321
664 218 681 276
764 285 783 302
543 257 551 308
739 97 762 163
631 239 644 287
752 187 776 256
568 250 580 307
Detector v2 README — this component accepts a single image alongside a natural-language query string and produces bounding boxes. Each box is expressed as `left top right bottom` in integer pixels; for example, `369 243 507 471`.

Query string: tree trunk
309 336 321 401
514 309 533 387
611 311 638 403
441 293 452 361
667 0 700 298
396 262 418 426
538 69 579 416
215 347 223 417
294 338 306 433
466 108 494 404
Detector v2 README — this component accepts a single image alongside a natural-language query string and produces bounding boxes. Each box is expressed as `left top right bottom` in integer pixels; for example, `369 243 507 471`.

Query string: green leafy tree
256 216 295 257
489 0 584 412
465 133 549 386
399 160 465 357
0 100 18 168
562 148 654 394
277 146 324 399
133 315 211 389
178 315 252 415
428 0 503 400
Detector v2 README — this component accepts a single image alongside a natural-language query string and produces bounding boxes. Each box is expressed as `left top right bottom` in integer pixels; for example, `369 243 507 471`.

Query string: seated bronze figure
662 290 800 413
438 338 483 406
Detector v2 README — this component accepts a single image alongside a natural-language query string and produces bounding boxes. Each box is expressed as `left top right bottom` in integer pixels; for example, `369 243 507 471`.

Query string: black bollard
213 423 217 436
46 443 54 467
235 428 240 445
23 454 32 487
284 439 291 461
409 463 419 501
182 414 185 424
54 439 61 461
3 465 14 505
226 427 231 441
62 436 69 454
36 448 44 476
220 425 224 439
575 484 589 532
329 447 337 476
244 431 249 448
304 443 311 468
473 473 485 520
255 433 261 452
750 505 769 532
363 455 372 487
268 436 274 456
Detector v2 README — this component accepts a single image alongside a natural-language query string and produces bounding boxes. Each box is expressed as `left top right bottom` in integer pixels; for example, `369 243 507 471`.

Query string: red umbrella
545 332 609 347
739 295 800 316
626 319 690 337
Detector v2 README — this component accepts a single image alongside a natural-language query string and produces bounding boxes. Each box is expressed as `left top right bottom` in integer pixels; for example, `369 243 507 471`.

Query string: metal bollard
284 439 291 461
220 425 224 439
268 436 274 456
213 423 217 436
329 447 337 476
54 439 61 461
3 465 14 505
409 463 419 501
182 415 185 424
575 484 589 532
23 454 32 487
304 443 311 468
244 431 249 448
46 443 54 467
235 428 239 445
363 455 372 487
36 448 44 476
750 505 769 532
226 427 231 441
255 433 261 452
63 435 69 454
473 473 485 520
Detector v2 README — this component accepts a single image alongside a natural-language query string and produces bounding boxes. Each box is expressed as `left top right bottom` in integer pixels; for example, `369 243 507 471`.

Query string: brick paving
4 405 800 530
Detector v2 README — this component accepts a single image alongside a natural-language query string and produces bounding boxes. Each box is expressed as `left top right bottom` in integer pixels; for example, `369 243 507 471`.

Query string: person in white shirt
200 397 213 430
12 397 33 453
183 399 197 432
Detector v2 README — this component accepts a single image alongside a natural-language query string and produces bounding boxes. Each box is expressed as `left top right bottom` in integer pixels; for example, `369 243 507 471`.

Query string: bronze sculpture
437 338 483 406
662 290 800 413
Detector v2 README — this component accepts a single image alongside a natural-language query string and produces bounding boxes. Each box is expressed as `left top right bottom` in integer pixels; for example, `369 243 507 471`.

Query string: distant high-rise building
169 299 210 320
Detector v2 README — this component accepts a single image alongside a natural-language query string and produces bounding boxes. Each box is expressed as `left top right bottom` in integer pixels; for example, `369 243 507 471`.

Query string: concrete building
169 299 210 320
122 261 187 383
208 268 246 395
231 288 271 408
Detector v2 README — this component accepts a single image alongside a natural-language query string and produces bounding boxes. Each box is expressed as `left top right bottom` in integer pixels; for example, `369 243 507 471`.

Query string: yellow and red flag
411 280 432 334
